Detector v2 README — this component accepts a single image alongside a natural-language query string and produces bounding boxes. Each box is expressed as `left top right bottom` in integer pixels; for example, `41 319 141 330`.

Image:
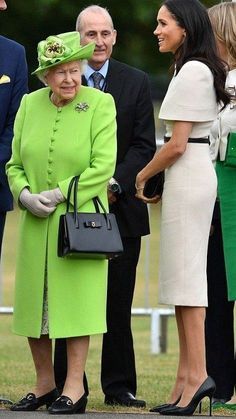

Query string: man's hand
19 188 56 218
108 190 117 204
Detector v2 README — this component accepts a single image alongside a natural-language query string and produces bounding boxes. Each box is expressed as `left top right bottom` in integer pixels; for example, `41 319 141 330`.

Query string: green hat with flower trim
32 31 95 75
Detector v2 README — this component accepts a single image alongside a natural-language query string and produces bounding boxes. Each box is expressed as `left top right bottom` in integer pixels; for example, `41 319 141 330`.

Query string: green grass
0 315 179 411
0 206 232 415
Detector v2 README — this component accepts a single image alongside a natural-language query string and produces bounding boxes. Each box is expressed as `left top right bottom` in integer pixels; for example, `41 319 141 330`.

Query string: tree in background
1 0 219 96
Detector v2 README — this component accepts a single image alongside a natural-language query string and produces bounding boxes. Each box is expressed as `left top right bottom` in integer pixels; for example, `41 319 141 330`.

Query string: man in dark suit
0 0 28 259
54 5 156 407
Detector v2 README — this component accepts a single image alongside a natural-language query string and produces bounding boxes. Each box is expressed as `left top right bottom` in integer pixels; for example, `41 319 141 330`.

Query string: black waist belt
164 135 210 144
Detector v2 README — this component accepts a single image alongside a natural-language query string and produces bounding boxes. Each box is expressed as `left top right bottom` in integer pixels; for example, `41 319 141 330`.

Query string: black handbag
143 171 165 198
58 176 123 259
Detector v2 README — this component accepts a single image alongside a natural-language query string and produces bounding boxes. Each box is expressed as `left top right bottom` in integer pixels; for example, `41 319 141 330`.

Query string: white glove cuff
55 187 65 203
19 187 30 203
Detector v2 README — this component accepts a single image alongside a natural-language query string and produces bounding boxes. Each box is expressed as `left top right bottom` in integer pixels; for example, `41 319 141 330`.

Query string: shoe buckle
66 400 73 406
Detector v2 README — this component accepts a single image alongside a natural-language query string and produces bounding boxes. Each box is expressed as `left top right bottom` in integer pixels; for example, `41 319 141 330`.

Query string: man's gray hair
76 5 114 32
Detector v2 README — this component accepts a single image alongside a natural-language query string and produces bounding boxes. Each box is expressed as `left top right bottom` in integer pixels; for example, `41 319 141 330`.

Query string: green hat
32 31 95 75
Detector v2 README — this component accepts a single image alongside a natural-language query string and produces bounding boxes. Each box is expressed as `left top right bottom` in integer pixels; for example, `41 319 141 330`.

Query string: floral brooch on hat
40 36 71 66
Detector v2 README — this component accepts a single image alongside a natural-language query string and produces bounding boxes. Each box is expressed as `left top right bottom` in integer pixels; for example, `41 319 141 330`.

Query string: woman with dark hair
135 0 229 416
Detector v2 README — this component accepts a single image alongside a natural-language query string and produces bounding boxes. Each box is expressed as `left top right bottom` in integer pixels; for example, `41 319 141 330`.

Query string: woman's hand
40 188 65 207
19 188 56 217
135 174 161 204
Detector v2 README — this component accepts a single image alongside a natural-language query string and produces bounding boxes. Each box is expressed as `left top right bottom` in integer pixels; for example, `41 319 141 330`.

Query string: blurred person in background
0 0 28 259
206 1 236 411
6 31 117 415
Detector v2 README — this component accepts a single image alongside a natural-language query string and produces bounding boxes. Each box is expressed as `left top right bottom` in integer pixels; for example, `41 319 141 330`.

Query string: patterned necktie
91 72 103 90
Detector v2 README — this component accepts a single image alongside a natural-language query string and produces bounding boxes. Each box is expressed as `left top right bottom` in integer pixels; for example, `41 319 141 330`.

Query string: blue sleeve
0 43 28 186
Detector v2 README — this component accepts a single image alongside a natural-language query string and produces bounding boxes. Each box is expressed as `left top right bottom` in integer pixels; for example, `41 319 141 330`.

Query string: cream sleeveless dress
158 61 218 306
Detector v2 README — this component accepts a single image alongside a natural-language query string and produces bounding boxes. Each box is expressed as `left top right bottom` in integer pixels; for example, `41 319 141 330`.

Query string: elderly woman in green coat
6 32 117 415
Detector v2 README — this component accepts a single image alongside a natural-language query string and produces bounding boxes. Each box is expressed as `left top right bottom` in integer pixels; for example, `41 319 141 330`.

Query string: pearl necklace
50 93 73 107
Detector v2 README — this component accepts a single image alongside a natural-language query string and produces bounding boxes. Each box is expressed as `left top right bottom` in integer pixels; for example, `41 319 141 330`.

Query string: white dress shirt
210 69 236 162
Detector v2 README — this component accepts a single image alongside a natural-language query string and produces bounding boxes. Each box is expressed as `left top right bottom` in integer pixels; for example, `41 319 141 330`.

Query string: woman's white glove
40 188 65 207
19 188 56 218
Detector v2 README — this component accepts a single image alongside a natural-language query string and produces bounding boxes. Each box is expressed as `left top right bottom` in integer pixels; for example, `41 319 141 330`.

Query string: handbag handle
66 176 111 229
66 176 78 212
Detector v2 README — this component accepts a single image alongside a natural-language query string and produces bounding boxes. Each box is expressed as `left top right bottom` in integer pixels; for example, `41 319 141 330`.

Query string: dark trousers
205 204 236 399
0 212 6 260
101 236 141 396
54 236 141 397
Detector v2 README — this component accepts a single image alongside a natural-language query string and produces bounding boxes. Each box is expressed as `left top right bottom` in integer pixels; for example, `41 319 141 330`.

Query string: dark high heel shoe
48 393 87 414
10 388 59 411
160 376 216 416
150 395 181 412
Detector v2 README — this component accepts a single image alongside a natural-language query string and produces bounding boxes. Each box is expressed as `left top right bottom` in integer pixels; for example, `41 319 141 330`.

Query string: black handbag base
58 212 123 260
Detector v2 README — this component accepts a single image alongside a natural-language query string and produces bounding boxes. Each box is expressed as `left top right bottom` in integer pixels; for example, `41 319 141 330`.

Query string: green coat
6 86 117 338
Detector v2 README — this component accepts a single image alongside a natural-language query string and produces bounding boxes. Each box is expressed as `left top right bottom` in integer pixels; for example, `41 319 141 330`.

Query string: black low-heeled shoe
160 376 216 416
10 388 59 411
105 392 146 408
48 393 87 415
149 395 181 412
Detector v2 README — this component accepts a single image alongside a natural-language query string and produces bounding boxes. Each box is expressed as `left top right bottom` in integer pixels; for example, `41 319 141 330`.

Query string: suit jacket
0 35 28 212
84 58 156 237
